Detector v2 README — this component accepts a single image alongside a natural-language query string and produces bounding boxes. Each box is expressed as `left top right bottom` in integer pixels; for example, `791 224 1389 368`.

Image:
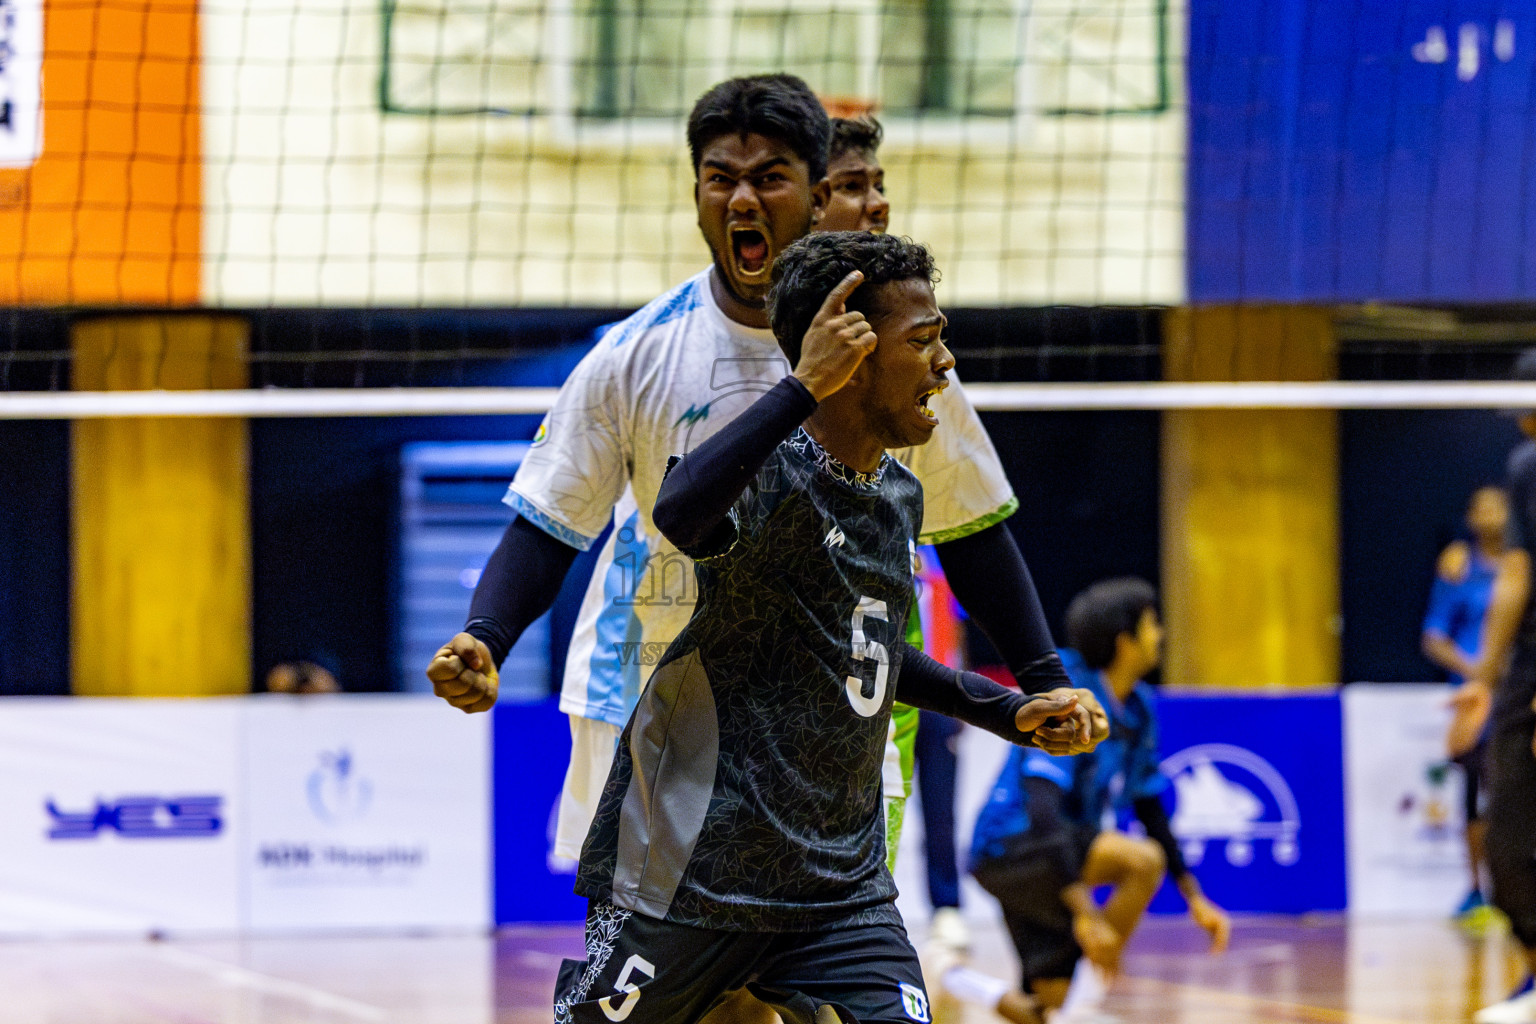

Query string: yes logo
46 796 223 839
899 983 930 1023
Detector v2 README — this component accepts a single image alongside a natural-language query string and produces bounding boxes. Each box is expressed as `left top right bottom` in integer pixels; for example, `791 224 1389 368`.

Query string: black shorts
1486 715 1536 947
1452 737 1487 824
971 824 1099 985
553 900 932 1024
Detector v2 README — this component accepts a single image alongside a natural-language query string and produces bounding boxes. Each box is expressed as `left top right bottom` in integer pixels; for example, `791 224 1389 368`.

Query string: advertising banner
1149 692 1347 914
243 695 491 931
0 0 42 167
900 690 1349 925
1343 684 1468 916
0 700 242 935
492 697 587 923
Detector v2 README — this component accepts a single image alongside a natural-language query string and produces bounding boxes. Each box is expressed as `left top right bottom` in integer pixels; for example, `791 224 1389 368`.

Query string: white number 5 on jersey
845 596 890 717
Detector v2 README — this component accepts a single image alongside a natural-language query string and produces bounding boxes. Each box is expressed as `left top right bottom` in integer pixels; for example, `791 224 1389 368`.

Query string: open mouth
916 382 947 425
731 227 770 278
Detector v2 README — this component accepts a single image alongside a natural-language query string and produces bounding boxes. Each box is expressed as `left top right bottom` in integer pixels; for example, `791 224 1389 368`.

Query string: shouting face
856 277 953 450
695 133 824 312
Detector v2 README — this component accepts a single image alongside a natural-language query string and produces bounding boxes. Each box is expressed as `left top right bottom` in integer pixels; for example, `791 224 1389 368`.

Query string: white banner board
243 695 491 931
0 696 490 936
0 700 242 935
0 0 42 167
1344 684 1470 916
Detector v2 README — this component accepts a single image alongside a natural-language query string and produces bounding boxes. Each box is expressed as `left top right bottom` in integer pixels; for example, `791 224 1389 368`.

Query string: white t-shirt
507 267 1018 728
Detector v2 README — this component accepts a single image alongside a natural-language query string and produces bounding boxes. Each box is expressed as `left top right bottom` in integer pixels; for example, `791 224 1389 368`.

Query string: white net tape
6 381 1536 419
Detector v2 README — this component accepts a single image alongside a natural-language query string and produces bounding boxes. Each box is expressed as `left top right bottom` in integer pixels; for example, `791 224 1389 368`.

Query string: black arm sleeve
462 515 581 668
651 375 817 552
933 523 1074 695
1133 794 1190 881
894 641 1032 744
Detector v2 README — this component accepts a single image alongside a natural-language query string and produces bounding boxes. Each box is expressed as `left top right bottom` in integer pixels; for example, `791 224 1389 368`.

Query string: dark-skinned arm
934 523 1107 751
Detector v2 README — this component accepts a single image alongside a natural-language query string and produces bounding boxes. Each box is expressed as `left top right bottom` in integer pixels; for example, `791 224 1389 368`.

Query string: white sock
1057 959 1108 1017
941 966 1011 1009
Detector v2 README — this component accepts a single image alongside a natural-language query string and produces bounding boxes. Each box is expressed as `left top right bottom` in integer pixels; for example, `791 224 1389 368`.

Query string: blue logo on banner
1162 743 1301 868
306 748 373 824
1147 693 1345 914
46 796 224 839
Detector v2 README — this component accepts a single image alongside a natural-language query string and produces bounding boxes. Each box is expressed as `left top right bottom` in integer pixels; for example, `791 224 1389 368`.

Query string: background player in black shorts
551 232 1082 1024
959 579 1228 1022
1465 349 1536 1024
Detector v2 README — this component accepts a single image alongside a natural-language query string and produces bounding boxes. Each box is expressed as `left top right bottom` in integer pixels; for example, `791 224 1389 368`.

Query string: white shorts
553 715 623 861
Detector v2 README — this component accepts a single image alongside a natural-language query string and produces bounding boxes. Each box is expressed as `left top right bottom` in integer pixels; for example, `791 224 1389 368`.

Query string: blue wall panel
1190 3 1536 301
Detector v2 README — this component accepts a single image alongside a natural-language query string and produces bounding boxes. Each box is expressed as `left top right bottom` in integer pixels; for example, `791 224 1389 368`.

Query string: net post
1161 307 1341 688
71 316 252 696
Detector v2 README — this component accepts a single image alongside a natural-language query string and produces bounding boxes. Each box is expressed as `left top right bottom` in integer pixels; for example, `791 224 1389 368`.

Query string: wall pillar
71 317 250 696
1161 307 1339 688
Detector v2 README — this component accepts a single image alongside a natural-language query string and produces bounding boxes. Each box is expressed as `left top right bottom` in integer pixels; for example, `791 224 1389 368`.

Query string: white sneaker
928 907 971 952
1475 990 1536 1024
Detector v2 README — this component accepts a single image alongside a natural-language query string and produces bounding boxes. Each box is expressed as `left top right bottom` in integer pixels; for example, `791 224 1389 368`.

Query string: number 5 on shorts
599 954 655 1022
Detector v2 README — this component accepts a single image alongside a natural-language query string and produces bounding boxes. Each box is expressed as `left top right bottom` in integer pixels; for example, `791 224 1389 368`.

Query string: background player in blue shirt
961 578 1229 1022
1424 485 1509 921
1425 486 1509 686
553 233 1086 1024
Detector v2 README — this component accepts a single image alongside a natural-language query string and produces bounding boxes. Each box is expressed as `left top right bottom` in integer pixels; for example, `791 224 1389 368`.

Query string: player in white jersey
426 76 1105 866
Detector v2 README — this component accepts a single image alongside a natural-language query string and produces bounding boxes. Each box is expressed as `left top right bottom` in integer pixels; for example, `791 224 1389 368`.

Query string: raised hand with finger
791 269 880 400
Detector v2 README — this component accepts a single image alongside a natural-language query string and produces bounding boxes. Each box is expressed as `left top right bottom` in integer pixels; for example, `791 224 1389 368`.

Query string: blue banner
493 698 587 923
1189 2 1536 302
1147 692 1347 914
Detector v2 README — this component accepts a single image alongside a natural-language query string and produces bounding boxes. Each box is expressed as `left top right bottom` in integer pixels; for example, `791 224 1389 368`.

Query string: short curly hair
687 75 831 184
767 231 938 367
829 115 883 163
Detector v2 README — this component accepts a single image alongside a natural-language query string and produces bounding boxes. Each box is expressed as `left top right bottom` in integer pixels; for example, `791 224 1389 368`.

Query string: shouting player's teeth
917 386 943 425
732 228 770 277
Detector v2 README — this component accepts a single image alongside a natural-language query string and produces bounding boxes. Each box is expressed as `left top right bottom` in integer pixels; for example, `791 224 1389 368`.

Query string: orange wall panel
0 0 200 304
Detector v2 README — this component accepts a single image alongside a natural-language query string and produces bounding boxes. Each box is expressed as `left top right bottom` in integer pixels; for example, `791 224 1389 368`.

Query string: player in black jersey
551 233 1074 1024
1466 350 1536 1024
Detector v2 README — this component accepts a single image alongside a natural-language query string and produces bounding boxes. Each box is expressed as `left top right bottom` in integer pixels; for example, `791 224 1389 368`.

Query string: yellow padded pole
71 317 251 696
1161 307 1340 689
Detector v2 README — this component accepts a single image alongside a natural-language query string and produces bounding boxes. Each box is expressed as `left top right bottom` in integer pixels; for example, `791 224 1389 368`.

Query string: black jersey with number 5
574 429 923 932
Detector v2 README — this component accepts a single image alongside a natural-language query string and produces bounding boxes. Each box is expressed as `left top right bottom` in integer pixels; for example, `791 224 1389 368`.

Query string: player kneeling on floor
552 232 1085 1024
956 578 1230 1023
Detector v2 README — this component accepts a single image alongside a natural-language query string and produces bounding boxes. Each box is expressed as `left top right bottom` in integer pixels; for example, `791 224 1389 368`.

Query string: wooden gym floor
1 915 1526 1023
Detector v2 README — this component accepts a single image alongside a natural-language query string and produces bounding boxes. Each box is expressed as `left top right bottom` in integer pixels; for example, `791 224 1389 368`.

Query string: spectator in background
265 658 341 694
1424 485 1509 923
